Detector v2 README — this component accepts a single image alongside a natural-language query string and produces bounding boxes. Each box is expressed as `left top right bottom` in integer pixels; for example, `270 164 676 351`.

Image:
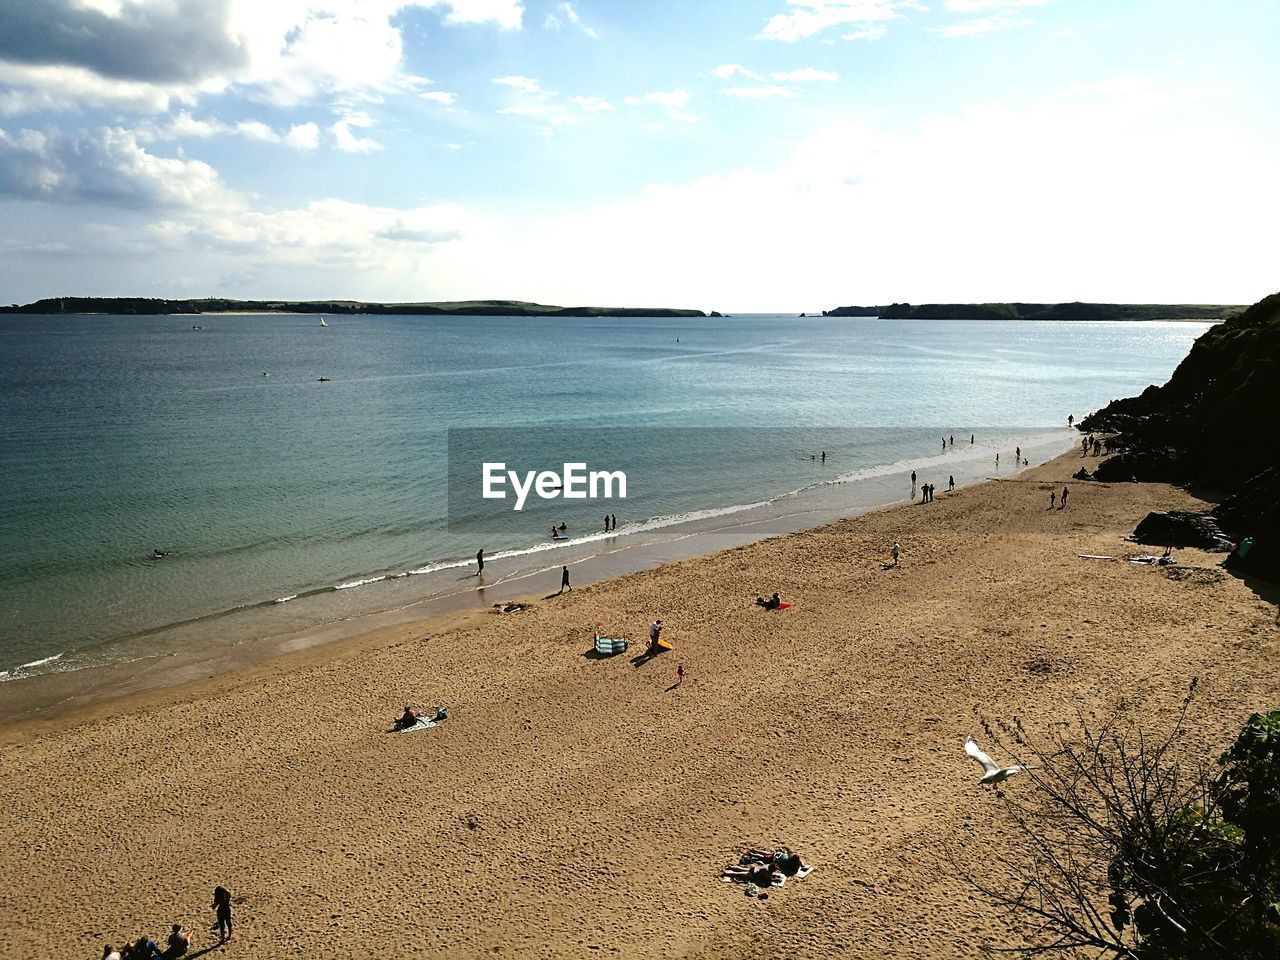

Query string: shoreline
1 450 1276 957
0 430 1075 725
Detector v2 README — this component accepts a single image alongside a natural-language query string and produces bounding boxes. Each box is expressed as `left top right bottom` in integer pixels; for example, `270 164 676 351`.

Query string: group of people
1081 435 1109 457
102 887 231 960
603 514 618 531
910 471 955 503
1049 486 1070 509
721 847 809 889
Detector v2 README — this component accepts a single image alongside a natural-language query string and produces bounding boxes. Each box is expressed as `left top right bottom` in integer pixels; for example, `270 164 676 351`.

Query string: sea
0 312 1212 708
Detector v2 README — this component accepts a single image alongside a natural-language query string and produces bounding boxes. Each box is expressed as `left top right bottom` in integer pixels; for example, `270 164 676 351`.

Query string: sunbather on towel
743 847 805 876
393 706 421 730
722 861 779 885
754 592 782 610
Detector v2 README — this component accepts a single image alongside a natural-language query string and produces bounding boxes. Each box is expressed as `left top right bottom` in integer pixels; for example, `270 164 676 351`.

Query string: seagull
965 736 1031 786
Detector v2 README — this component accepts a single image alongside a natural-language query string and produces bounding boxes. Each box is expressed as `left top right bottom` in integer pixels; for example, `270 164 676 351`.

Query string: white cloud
626 90 693 109
140 111 321 149
0 125 236 209
544 2 598 38
410 79 1277 310
937 15 1023 37
944 0 1048 10
492 75 542 94
330 111 382 153
420 91 457 105
284 122 320 149
840 25 888 40
432 0 524 29
722 86 798 99
757 0 913 43
713 64 762 81
569 96 615 113
0 1 523 116
771 68 839 82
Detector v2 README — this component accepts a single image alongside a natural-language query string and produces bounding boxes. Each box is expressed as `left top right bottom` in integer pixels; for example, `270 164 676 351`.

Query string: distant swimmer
152 548 170 559
949 435 954 446
821 451 826 463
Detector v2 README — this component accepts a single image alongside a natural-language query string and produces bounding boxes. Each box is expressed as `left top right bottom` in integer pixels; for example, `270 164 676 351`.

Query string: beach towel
594 635 628 655
391 717 439 733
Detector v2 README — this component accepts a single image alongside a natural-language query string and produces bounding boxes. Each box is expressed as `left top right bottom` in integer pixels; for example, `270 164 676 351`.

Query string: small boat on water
320 317 328 326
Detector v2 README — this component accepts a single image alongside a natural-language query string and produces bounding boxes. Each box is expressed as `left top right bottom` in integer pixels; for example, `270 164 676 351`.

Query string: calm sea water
0 313 1210 683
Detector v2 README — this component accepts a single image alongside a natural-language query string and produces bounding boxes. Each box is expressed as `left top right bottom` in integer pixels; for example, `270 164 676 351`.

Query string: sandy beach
2 451 1276 959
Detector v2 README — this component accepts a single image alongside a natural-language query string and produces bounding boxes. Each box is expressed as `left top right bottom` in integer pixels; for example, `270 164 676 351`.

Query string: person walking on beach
948 475 955 492
212 886 233 944
559 565 571 593
475 548 484 577
1015 446 1021 463
1050 490 1056 509
995 453 1000 467
676 663 685 686
889 540 901 567
1061 485 1069 508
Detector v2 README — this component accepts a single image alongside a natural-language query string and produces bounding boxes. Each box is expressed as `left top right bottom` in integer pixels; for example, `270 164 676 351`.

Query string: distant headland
0 297 717 318
822 302 1245 321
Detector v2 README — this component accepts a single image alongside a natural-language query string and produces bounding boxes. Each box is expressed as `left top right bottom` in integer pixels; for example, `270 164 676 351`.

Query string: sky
0 0 1277 312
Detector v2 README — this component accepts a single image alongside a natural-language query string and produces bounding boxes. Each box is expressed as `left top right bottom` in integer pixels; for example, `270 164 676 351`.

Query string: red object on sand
772 602 793 610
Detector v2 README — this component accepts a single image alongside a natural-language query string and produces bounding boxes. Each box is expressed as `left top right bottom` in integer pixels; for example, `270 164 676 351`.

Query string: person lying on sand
754 592 782 610
722 861 779 886
742 848 806 876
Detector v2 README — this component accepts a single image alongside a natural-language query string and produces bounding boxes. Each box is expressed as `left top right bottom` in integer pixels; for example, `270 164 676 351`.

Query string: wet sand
1 452 1276 959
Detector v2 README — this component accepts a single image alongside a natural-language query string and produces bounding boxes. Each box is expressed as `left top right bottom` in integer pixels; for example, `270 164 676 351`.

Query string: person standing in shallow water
475 548 484 577
948 475 955 492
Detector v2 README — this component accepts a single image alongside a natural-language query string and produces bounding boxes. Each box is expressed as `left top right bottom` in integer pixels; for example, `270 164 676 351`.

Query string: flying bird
965 736 1031 785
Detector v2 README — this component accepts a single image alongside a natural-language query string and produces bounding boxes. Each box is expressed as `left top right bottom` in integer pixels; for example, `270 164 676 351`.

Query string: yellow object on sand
657 638 673 650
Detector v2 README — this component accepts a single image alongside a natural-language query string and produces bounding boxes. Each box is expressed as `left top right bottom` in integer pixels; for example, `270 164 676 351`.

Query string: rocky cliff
1079 292 1280 578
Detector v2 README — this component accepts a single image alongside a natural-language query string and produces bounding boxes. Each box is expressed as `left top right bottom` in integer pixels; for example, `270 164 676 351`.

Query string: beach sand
2 452 1276 959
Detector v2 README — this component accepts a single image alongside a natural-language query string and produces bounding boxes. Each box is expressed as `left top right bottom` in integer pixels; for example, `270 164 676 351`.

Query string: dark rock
1132 511 1234 551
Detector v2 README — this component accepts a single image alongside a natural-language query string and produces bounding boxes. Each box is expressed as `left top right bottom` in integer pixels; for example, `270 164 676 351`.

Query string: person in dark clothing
948 475 955 492
212 887 233 944
755 591 782 610
559 565 571 593
475 548 484 576
162 924 190 959
1061 485 1069 508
